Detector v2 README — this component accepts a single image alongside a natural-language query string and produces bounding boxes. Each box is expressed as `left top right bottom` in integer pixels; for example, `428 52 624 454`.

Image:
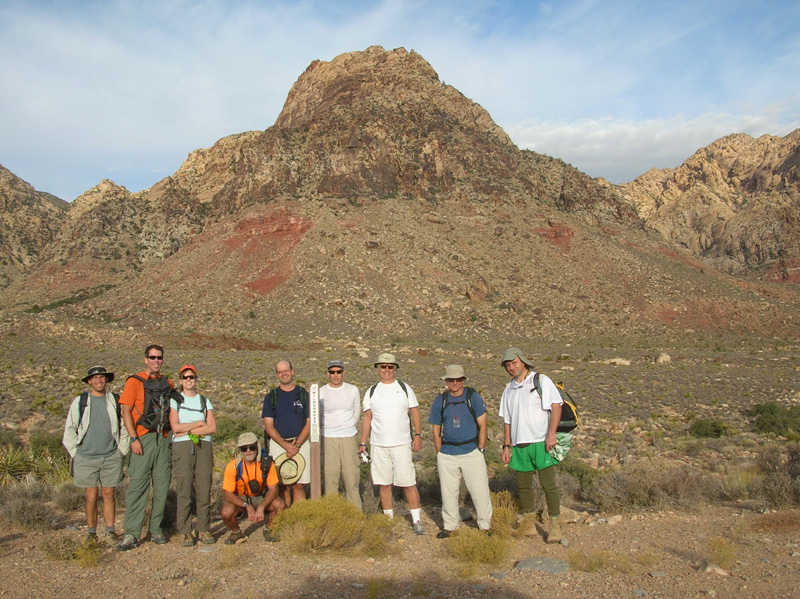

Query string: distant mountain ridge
1 46 798 344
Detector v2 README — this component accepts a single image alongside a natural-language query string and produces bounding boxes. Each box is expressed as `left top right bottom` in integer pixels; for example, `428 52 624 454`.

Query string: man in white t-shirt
499 347 564 543
319 359 362 509
359 352 425 535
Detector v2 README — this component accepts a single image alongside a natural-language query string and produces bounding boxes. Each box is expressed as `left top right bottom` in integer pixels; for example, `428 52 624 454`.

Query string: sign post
309 383 321 499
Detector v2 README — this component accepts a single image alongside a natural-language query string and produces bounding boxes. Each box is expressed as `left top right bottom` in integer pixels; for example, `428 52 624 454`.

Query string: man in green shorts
499 348 564 543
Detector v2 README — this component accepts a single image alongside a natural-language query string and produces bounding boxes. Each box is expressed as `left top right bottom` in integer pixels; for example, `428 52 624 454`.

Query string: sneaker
435 529 451 539
106 531 121 543
224 529 244 545
262 527 277 543
181 533 195 547
151 534 167 545
85 532 98 545
116 534 138 551
412 521 425 535
199 530 216 545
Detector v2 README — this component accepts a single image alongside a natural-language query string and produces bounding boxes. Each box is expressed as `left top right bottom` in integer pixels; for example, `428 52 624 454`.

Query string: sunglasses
445 378 465 383
239 444 258 452
328 370 343 375
181 375 196 380
379 364 395 370
147 355 164 360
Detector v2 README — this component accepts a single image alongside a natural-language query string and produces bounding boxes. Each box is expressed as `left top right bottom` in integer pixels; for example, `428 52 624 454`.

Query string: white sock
383 509 394 519
410 508 421 523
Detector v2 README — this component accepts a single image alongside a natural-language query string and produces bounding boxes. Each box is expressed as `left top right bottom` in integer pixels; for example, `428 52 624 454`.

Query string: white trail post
309 383 321 499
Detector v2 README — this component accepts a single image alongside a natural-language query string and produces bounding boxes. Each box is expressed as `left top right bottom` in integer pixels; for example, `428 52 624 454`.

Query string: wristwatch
478 448 485 454
130 437 139 443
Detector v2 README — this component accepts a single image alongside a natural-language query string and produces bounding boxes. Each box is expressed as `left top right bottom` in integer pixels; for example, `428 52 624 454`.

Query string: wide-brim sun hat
274 451 306 485
441 364 467 380
500 347 534 368
373 352 400 368
82 366 115 384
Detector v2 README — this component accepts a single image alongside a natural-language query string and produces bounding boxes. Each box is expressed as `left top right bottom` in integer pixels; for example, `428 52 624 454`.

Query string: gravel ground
2 505 799 599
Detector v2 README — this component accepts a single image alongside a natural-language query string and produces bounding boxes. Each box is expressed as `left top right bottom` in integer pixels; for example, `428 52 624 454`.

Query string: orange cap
179 364 196 375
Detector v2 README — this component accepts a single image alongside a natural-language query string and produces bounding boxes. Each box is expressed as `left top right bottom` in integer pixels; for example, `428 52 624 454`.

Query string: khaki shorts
73 451 124 488
370 444 416 487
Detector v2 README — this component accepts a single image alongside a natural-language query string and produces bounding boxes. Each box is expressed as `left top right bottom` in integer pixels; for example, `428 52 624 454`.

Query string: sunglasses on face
147 355 164 360
239 444 258 452
328 370 343 375
445 378 465 383
379 364 395 370
181 375 196 380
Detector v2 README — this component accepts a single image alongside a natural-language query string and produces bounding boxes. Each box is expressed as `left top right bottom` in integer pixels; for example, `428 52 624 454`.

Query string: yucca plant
0 445 32 485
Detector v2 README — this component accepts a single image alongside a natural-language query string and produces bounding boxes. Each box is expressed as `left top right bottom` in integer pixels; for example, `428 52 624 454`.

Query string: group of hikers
63 344 571 549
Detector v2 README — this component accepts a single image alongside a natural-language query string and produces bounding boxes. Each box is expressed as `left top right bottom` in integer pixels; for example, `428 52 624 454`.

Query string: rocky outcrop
622 130 800 280
0 165 67 288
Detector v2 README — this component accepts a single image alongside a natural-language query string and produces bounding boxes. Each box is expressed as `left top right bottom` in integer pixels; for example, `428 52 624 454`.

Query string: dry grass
444 527 508 565
489 490 519 537
706 536 737 570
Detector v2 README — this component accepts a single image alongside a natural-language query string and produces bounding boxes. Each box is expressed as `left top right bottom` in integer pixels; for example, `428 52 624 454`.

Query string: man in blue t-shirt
428 365 492 538
262 359 310 506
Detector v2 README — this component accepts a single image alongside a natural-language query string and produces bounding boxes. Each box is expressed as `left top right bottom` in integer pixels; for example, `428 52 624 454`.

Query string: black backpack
437 387 479 446
128 374 178 434
267 386 309 413
533 373 579 433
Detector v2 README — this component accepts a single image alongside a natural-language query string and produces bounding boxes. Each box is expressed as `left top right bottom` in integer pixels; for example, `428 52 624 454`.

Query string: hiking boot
85 532 98 545
181 533 195 547
435 529 451 539
262 527 277 543
199 530 216 544
224 529 244 545
106 531 121 544
547 514 563 544
412 521 425 535
151 534 167 545
116 534 138 551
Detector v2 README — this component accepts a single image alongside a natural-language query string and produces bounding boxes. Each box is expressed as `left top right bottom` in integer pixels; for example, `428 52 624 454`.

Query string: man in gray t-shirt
63 366 130 544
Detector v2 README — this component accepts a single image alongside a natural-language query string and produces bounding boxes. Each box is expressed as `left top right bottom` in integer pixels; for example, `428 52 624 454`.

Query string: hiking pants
322 434 362 510
172 439 213 534
437 448 493 531
124 432 172 538
516 465 560 517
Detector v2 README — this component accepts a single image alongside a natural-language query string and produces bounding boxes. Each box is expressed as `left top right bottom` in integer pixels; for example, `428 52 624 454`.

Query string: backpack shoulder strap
368 384 377 399
78 391 90 426
269 388 279 411
464 387 478 423
397 380 408 398
437 392 448 436
533 373 542 398
297 387 309 406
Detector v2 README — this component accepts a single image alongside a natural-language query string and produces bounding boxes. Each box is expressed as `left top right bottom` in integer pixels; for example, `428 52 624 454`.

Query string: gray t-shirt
76 395 117 457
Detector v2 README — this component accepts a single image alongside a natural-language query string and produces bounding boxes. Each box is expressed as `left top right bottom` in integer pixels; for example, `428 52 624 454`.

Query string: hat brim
83 373 114 384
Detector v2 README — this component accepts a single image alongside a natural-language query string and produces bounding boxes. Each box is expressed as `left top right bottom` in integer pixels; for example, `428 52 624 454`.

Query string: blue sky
1 0 798 201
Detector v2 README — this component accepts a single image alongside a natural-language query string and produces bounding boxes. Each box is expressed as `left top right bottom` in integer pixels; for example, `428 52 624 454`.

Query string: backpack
235 447 273 496
437 387 479 446
174 393 208 419
533 373 579 433
128 374 177 434
78 391 121 427
367 380 409 399
267 386 309 413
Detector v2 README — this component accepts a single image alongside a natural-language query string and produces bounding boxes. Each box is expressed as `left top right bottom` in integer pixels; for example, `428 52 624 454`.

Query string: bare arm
545 402 562 451
410 406 422 452
476 412 488 451
502 422 512 464
359 409 372 455
122 404 142 455
431 423 442 453
264 417 297 456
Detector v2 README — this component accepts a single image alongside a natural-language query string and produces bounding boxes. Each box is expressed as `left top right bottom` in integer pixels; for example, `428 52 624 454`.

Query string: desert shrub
689 419 727 438
0 430 21 447
30 431 69 461
558 455 601 500
40 536 81 560
0 480 54 530
586 461 708 511
52 482 86 512
706 536 736 570
747 402 800 439
214 415 264 444
445 527 508 565
271 494 395 555
756 443 800 507
712 464 760 501
489 490 519 537
568 549 616 572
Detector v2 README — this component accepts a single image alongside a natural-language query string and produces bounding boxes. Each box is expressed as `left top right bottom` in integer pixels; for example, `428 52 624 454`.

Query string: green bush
30 431 69 461
214 415 264 444
689 419 727 438
0 481 54 530
0 430 21 447
445 527 508 565
748 403 800 439
271 494 395 555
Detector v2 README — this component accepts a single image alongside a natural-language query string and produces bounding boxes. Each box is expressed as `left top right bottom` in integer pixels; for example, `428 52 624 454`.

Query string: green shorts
509 441 559 472
73 451 124 488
